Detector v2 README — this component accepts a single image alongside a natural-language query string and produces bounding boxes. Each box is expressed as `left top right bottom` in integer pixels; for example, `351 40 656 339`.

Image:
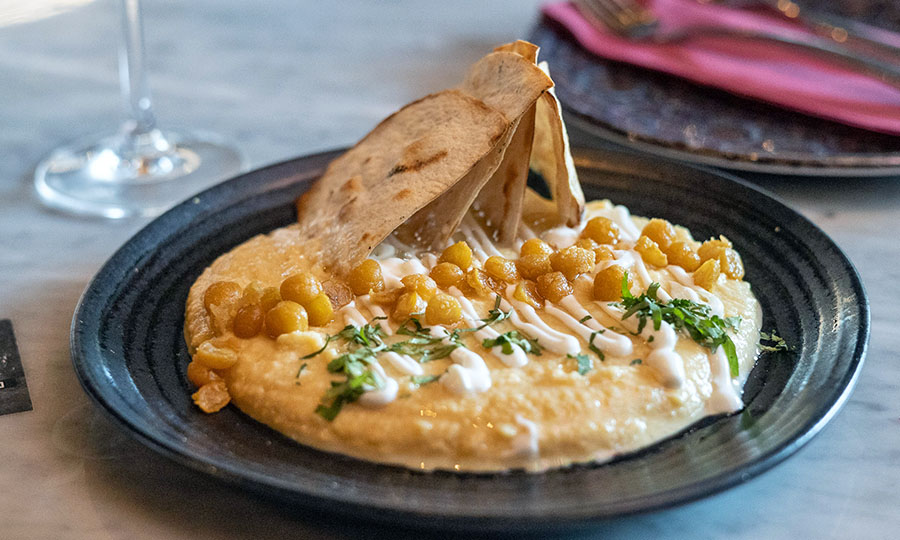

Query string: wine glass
34 0 246 219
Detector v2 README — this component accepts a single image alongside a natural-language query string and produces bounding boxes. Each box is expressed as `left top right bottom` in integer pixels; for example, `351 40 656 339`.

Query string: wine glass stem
119 0 157 135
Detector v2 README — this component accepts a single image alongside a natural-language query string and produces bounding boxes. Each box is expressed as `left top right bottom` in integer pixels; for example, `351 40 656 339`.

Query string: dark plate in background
530 0 900 177
70 148 868 532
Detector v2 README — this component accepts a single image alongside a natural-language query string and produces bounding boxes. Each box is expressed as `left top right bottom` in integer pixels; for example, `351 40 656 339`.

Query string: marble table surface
1 1 897 538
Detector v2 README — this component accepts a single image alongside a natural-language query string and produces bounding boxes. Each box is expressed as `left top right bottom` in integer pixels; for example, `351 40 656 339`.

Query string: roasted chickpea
575 237 598 250
466 267 502 297
186 360 221 387
194 340 239 370
634 235 668 267
265 301 308 337
698 237 733 262
233 304 264 338
520 238 554 257
693 259 721 290
718 248 744 280
425 293 463 325
306 293 334 327
536 271 573 303
280 272 323 307
347 259 385 296
203 281 242 312
429 262 465 288
594 245 615 262
582 216 620 245
192 380 231 413
439 241 473 270
259 286 282 312
593 265 630 301
393 291 426 321
484 256 519 283
322 279 353 308
550 246 595 279
370 287 402 305
666 241 702 272
642 219 676 250
401 274 437 300
516 253 552 280
240 281 265 307
513 280 543 308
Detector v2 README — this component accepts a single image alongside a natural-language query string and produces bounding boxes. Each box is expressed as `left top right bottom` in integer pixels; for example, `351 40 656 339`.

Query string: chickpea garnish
550 245 595 280
642 219 676 250
370 287 402 305
393 291 426 321
425 293 463 325
634 235 668 267
347 259 385 296
594 265 630 301
322 279 353 308
401 274 438 300
194 340 239 370
265 300 309 337
280 272 323 307
582 216 620 245
233 304 264 338
536 271 573 303
693 259 721 290
666 241 701 272
186 360 221 388
718 248 744 280
430 262 465 288
306 293 335 327
484 256 519 283
516 253 552 280
203 281 242 312
466 267 502 297
594 245 614 262
512 280 543 308
259 286 282 312
520 238 554 257
192 380 230 413
698 237 733 262
439 241 473 270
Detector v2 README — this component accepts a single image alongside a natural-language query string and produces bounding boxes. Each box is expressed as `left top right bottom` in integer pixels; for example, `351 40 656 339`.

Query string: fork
572 0 900 90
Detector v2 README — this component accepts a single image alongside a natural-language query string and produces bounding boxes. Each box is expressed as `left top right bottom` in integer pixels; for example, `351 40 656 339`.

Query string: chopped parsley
483 330 543 356
759 331 793 353
410 374 441 386
314 322 388 421
617 272 742 377
588 331 605 361
578 315 592 324
568 353 593 375
309 295 518 421
630 358 643 365
296 362 308 378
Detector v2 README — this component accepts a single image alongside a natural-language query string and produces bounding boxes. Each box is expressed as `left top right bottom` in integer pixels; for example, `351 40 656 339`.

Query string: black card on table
0 320 33 415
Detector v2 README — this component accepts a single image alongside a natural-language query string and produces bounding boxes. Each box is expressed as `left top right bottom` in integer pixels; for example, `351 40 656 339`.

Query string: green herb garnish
588 331 605 361
483 330 543 356
568 353 593 375
410 374 441 386
759 331 793 353
617 272 742 377
630 358 642 365
296 362 308 377
314 323 388 421
579 315 592 324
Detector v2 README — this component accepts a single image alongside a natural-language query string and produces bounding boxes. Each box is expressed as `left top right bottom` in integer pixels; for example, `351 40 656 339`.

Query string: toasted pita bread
392 50 553 250
530 61 585 227
295 90 509 272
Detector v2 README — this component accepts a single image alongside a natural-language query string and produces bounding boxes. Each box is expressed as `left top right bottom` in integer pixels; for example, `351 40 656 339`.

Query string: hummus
184 200 762 472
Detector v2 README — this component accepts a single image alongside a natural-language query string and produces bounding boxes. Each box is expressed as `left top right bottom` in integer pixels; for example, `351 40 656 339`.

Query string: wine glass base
34 128 246 219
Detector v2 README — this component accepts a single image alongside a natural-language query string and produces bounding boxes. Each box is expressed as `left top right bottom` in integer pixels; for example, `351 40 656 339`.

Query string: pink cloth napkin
542 1 900 135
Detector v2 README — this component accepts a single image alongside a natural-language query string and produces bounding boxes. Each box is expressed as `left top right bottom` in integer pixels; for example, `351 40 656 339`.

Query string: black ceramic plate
71 148 868 533
529 0 900 177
